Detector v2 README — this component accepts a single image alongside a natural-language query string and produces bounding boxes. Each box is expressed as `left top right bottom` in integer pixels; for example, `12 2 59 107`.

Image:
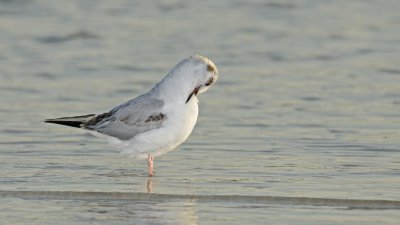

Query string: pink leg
147 154 154 177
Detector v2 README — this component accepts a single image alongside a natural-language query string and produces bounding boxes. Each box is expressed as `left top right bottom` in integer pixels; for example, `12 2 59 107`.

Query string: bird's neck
150 72 198 104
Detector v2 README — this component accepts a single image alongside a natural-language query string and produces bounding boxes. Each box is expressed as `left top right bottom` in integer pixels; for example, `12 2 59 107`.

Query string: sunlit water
1 0 399 224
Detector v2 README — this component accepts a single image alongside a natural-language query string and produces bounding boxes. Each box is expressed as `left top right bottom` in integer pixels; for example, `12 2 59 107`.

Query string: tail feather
45 114 96 128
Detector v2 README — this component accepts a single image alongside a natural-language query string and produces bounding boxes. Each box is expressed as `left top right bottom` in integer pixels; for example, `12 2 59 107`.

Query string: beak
185 86 201 103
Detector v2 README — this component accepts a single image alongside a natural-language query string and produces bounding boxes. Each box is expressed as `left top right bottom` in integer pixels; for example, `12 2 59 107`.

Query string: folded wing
83 95 166 140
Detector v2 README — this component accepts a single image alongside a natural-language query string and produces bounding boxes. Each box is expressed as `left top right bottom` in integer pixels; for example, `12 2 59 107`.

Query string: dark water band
1 190 399 210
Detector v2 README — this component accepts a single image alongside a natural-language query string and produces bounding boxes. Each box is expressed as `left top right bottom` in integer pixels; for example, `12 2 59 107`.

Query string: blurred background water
1 0 400 224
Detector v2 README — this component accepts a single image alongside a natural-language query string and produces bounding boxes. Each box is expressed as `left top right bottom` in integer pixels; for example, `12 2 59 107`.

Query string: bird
45 55 218 177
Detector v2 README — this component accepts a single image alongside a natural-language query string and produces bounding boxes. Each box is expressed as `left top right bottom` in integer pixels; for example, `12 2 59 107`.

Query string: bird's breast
164 99 198 144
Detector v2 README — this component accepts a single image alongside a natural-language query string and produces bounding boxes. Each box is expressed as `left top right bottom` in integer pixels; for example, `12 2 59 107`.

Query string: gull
45 55 218 177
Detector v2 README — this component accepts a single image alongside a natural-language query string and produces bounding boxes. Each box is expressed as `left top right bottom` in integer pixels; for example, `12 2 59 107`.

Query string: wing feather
83 94 166 140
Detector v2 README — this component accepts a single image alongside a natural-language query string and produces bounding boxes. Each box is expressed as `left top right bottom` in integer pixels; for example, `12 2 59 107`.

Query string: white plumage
45 55 218 176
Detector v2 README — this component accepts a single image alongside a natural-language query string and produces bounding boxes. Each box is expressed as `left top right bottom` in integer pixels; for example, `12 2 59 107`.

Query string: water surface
1 0 399 224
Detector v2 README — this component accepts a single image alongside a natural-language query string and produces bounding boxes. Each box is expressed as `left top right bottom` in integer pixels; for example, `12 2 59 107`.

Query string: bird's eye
207 65 214 73
205 77 214 86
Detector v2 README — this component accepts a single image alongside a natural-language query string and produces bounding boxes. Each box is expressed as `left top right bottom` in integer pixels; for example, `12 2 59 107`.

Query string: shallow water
1 0 400 224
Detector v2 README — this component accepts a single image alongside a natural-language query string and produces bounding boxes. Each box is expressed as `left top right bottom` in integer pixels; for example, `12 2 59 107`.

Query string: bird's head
154 55 218 103
183 55 218 103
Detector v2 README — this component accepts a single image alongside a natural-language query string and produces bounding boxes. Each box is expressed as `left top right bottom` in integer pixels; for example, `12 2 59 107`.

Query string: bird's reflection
146 177 153 193
143 177 197 224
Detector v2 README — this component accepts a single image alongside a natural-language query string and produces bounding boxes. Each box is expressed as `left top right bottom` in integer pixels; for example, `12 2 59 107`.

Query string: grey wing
83 95 166 140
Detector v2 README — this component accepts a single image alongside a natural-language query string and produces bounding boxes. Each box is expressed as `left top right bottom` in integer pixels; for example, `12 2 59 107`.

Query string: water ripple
1 190 399 210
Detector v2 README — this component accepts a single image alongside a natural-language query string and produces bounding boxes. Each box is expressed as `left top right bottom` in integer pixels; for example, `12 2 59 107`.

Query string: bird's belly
120 101 198 159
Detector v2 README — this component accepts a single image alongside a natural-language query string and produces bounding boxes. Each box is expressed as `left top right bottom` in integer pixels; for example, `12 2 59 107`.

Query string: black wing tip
44 119 83 128
44 114 96 128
